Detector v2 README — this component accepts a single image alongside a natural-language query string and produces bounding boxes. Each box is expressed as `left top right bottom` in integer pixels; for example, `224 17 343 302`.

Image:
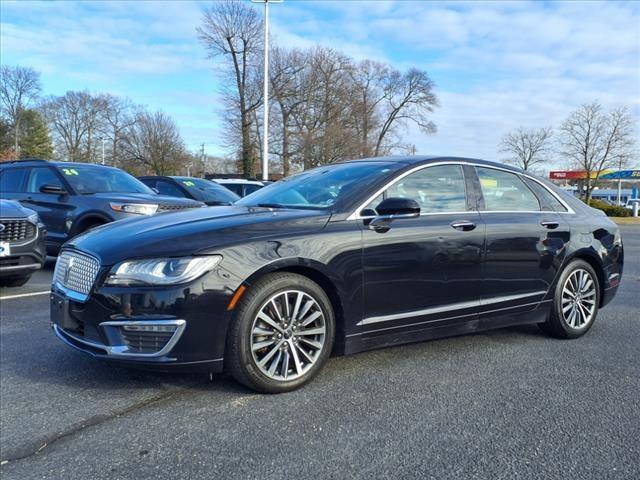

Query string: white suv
212 179 266 197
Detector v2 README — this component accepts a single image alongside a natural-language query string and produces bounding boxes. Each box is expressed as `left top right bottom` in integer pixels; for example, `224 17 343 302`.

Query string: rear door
473 166 571 317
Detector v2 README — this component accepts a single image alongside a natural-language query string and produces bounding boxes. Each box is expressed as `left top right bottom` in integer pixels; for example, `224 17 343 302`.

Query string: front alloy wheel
251 290 327 381
226 273 335 393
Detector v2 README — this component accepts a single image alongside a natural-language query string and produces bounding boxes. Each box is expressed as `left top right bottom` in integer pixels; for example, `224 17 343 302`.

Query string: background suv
0 199 46 286
139 176 240 206
0 159 203 255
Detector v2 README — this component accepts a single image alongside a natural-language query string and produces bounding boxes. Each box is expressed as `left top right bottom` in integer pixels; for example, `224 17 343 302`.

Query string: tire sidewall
231 274 335 393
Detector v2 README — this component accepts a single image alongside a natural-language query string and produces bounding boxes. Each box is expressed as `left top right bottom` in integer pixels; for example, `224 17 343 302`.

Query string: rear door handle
450 220 476 231
540 220 559 229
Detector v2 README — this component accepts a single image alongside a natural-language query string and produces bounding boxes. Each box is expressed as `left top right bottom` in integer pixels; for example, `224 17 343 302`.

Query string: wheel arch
243 259 347 354
71 212 112 236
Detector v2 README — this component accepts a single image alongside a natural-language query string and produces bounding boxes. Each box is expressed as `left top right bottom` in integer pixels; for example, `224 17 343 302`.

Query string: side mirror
376 197 421 217
368 197 420 233
40 184 67 195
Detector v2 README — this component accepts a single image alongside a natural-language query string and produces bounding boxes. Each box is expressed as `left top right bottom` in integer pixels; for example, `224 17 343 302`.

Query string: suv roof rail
1 158 50 165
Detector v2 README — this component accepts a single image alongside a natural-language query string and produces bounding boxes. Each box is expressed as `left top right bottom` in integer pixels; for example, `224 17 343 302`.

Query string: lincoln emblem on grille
64 257 74 284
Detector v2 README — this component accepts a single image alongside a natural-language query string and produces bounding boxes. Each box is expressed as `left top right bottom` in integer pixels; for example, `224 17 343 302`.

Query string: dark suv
138 176 240 206
0 199 46 286
0 160 203 255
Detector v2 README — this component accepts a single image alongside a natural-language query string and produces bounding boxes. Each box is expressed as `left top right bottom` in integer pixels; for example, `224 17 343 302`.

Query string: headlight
104 256 222 286
110 202 158 215
27 213 39 224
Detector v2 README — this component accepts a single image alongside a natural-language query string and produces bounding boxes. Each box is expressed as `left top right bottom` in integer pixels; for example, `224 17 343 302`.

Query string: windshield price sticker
62 168 80 176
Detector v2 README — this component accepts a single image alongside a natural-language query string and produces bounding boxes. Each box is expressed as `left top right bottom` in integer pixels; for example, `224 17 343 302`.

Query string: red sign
549 170 609 180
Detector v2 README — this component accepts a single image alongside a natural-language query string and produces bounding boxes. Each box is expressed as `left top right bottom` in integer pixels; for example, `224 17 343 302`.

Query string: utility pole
252 0 282 181
200 143 206 178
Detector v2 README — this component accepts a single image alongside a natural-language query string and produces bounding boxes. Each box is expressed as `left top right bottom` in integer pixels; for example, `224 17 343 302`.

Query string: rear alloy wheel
226 273 335 393
539 259 600 339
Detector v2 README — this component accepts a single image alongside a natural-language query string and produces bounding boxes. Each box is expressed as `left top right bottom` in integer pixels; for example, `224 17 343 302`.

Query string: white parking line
0 291 50 300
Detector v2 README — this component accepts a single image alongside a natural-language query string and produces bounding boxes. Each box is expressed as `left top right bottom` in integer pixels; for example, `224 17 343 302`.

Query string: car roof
214 179 264 185
0 159 121 170
340 155 521 172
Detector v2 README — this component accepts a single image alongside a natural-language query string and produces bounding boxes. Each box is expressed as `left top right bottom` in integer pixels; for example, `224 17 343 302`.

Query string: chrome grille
54 250 100 297
0 219 36 243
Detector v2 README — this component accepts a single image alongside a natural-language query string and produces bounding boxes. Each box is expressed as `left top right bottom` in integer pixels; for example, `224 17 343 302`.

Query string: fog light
121 324 178 333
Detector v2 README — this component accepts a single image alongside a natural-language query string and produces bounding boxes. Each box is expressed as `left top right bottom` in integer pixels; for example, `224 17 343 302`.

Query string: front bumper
50 266 242 373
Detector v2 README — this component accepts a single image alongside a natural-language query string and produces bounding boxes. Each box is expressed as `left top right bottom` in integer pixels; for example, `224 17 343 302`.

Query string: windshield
237 161 398 210
58 166 155 194
174 177 240 203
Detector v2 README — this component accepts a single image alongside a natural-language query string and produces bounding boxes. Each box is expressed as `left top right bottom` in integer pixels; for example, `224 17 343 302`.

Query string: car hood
0 199 35 218
84 192 202 206
67 206 331 265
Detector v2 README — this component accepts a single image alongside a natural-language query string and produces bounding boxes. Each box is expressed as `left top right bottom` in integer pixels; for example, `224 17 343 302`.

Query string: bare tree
499 126 553 171
270 47 306 175
559 102 634 203
0 65 42 154
102 94 137 166
40 91 105 161
348 60 389 157
198 0 263 178
121 111 187 175
374 69 438 156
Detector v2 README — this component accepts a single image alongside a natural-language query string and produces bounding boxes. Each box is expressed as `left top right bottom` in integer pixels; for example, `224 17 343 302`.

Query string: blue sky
1 0 639 165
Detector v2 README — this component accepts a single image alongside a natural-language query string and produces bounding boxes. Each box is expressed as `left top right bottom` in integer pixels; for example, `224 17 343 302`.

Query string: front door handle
451 220 476 231
540 220 559 229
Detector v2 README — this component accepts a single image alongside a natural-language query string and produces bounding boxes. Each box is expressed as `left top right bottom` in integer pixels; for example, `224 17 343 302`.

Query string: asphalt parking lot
1 226 638 480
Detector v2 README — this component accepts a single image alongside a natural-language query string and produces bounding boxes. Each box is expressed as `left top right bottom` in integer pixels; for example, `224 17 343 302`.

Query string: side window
0 168 28 193
523 178 568 212
155 180 187 198
476 167 540 211
370 164 467 214
140 179 157 190
223 184 243 196
26 168 64 193
244 184 263 196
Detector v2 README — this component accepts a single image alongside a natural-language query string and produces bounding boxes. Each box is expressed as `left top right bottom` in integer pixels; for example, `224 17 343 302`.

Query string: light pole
252 0 282 181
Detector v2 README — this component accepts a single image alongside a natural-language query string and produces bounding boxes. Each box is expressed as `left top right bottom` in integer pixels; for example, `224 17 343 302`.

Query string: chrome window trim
356 290 547 326
346 161 575 220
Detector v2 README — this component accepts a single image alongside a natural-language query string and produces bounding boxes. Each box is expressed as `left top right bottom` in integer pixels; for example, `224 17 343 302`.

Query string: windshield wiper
256 203 286 209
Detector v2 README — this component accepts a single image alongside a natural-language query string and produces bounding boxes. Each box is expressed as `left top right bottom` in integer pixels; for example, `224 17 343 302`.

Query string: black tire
226 272 335 393
0 274 32 287
538 259 600 339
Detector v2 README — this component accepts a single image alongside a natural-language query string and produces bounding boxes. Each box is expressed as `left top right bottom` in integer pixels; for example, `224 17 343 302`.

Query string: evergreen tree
19 109 53 159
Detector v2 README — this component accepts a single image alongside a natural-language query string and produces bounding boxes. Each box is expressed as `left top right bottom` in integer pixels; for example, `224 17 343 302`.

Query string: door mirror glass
376 197 420 217
39 184 67 195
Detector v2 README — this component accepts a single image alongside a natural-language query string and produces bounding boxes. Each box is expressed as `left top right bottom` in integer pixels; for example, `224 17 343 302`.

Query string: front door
360 164 485 334
22 167 75 246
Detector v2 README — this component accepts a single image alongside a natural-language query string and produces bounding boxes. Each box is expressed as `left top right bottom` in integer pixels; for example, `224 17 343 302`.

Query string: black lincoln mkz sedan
50 156 623 393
